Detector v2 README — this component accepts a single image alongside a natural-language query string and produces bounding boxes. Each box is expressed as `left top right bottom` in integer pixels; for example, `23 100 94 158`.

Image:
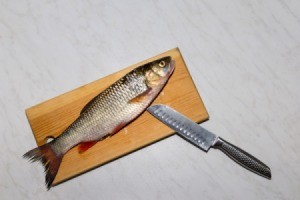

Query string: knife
147 104 271 179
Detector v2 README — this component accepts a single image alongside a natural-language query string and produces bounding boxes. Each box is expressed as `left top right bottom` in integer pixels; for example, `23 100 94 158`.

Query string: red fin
23 143 63 190
129 88 152 103
78 141 98 153
110 122 126 136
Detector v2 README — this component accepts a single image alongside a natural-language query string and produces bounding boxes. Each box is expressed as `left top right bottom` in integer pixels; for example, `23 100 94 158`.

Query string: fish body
24 56 175 189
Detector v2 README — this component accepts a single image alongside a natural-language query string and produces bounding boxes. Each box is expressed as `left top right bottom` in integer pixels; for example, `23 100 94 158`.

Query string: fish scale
24 56 175 189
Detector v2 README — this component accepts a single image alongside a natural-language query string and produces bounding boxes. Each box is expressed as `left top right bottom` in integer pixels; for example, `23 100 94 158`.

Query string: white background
1 0 300 199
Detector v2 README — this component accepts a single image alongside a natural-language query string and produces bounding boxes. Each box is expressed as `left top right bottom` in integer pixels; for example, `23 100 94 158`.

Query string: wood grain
25 48 209 186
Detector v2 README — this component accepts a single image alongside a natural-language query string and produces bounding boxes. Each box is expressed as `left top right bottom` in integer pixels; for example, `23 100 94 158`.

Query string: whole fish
24 56 175 189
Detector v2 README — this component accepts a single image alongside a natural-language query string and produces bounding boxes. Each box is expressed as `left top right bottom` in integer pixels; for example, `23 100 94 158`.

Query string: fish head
144 56 175 87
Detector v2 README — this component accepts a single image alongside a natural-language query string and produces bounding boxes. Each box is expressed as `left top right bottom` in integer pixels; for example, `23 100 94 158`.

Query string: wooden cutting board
25 48 209 186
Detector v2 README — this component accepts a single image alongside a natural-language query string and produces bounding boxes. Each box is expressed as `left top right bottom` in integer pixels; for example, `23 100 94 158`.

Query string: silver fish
24 56 175 189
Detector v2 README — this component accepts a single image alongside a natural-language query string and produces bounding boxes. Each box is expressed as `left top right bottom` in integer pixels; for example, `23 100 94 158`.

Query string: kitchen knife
147 104 271 179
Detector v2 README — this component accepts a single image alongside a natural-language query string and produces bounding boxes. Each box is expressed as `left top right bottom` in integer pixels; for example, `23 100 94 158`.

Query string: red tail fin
23 143 62 190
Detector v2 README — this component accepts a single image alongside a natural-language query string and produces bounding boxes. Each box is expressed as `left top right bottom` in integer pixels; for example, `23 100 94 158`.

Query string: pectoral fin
129 88 152 104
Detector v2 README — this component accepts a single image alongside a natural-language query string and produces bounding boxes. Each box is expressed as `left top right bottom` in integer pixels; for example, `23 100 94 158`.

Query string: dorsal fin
80 96 98 115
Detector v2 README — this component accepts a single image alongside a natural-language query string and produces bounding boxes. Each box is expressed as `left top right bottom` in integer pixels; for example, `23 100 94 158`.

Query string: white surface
1 0 300 199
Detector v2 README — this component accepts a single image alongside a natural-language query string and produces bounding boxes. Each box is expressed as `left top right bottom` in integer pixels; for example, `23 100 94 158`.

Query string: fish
23 56 175 189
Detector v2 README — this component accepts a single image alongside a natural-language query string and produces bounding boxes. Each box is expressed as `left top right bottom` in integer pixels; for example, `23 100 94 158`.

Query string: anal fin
78 141 98 153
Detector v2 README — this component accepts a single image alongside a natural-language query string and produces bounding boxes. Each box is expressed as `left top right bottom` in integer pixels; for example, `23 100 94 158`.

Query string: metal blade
147 104 217 151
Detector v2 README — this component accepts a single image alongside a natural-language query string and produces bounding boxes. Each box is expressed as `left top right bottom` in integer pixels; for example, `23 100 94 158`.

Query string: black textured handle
213 137 271 179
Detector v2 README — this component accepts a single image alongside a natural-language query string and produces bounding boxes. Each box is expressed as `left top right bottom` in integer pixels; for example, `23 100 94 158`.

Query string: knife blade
147 104 271 179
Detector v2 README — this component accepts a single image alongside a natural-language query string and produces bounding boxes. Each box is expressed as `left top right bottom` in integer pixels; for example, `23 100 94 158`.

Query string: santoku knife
147 104 271 179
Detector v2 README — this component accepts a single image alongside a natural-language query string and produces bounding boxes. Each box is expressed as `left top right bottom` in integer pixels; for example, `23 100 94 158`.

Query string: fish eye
159 61 165 68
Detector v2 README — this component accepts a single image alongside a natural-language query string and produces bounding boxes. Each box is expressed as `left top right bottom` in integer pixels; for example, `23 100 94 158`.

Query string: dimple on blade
148 105 217 151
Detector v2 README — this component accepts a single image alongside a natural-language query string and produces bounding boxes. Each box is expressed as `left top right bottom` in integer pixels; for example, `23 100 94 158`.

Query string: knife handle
212 137 271 179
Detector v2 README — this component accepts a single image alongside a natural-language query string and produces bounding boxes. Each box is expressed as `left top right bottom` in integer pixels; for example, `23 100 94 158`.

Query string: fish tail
23 143 62 190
